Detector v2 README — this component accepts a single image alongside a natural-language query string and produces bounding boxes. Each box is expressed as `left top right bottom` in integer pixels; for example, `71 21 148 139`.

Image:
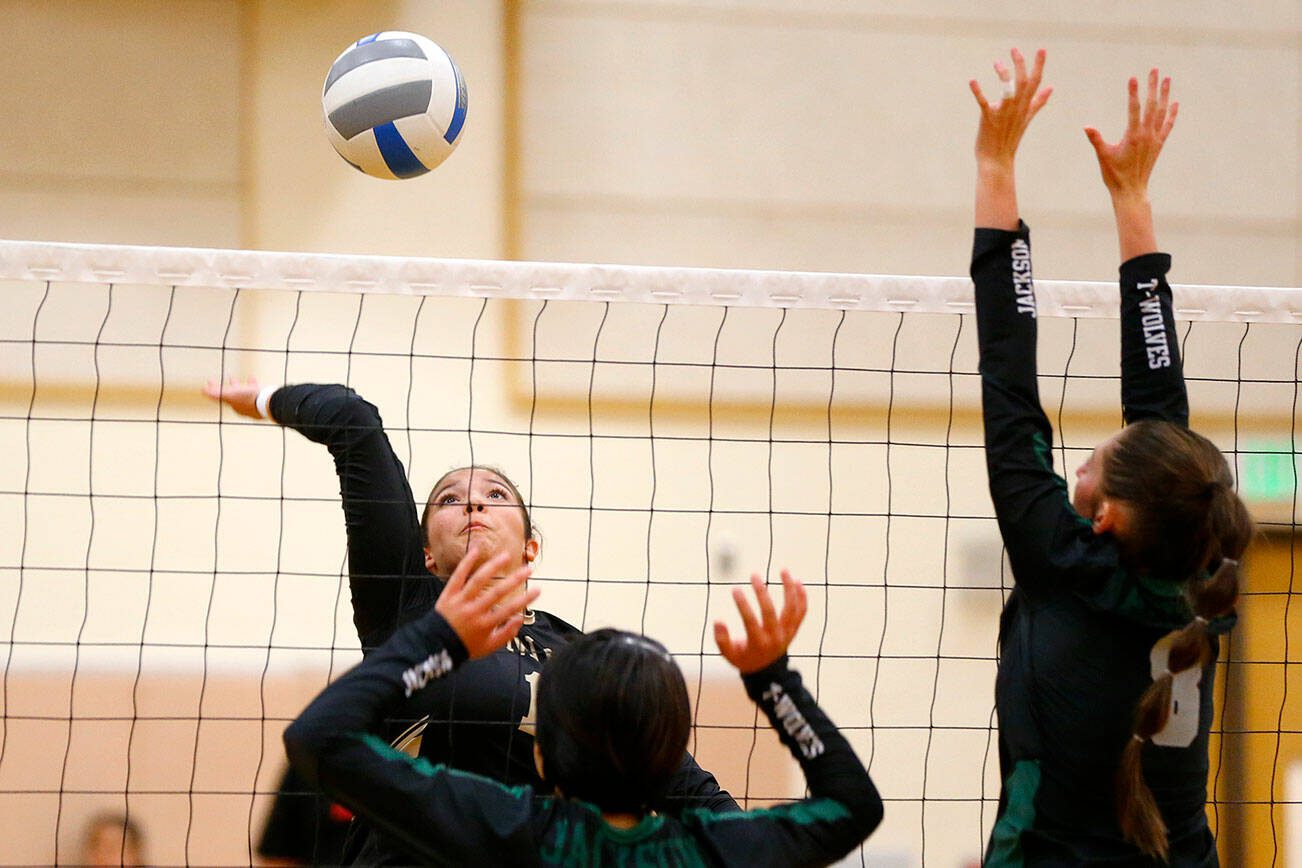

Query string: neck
602 811 643 829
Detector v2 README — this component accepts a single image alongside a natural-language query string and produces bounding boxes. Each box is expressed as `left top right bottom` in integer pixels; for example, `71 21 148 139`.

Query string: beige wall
0 1 1294 280
515 1 1299 286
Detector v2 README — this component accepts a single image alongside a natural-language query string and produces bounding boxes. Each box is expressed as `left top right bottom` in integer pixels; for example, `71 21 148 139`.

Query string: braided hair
1102 421 1255 860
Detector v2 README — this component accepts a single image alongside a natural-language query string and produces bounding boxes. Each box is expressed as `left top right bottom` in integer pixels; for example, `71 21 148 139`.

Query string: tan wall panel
517 2 1299 285
0 0 242 246
246 0 506 258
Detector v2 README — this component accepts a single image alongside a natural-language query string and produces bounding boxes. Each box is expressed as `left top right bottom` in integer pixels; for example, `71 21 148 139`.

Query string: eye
438 492 460 505
487 487 509 500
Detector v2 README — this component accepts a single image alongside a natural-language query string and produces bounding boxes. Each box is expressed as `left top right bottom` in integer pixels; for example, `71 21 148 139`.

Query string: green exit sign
1240 442 1298 502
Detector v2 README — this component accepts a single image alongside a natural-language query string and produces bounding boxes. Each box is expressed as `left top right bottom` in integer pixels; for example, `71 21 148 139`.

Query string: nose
463 501 484 514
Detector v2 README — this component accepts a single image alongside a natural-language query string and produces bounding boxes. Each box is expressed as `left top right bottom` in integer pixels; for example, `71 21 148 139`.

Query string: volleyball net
0 238 1298 866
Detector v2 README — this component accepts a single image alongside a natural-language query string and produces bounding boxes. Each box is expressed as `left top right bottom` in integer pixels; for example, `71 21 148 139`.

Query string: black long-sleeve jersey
284 607 883 867
269 384 738 861
973 224 1227 867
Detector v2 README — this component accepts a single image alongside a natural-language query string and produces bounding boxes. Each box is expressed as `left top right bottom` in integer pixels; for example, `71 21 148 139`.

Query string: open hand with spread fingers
435 546 538 659
969 47 1053 170
1084 67 1178 201
714 569 808 675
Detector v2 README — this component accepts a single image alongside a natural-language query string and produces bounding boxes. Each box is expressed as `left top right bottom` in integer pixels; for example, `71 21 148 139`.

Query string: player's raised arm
1086 70 1189 426
202 377 431 648
705 571 883 864
1085 68 1178 262
970 47 1052 231
287 549 536 786
283 547 540 863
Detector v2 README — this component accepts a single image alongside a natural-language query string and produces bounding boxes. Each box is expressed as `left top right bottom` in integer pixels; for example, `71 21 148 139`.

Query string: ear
523 537 540 564
424 547 437 574
1091 499 1131 537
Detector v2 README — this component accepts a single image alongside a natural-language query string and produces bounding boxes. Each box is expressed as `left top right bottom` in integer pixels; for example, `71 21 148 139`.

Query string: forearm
1119 250 1187 425
972 223 1039 398
284 610 468 788
743 659 882 833
1111 192 1158 262
975 161 1020 231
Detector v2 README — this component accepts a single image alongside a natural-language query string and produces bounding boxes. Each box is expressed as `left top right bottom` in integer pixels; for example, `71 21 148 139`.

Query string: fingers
777 569 808 638
1153 73 1170 128
1161 101 1179 141
969 79 991 114
1027 85 1053 120
731 584 761 639
445 546 506 598
1144 68 1159 128
752 573 779 632
478 562 533 611
736 572 805 642
1126 76 1141 132
713 620 736 659
1027 48 1046 90
202 375 258 400
1010 47 1027 93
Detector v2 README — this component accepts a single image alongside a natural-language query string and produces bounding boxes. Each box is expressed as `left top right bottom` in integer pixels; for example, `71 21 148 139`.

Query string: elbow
295 385 386 448
320 387 384 434
856 788 885 838
840 776 885 840
282 719 322 789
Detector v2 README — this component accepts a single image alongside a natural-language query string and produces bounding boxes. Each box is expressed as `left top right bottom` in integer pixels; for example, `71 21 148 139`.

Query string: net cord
2 239 1298 322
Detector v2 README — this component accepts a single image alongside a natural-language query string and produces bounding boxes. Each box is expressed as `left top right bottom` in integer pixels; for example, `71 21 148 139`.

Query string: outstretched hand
1084 68 1178 201
435 546 539 659
203 376 263 420
970 48 1052 169
714 570 807 675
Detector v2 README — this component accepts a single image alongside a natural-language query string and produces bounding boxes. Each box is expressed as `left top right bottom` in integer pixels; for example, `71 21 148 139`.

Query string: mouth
462 522 487 534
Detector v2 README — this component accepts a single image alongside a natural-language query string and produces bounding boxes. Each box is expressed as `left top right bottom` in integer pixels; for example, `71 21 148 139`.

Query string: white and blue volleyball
322 32 467 179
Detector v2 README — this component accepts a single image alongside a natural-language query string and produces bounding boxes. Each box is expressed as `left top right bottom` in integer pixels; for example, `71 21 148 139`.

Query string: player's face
1072 431 1121 521
423 468 535 579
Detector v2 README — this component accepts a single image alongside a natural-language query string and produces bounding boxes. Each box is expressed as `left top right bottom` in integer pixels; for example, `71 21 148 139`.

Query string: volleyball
322 31 468 180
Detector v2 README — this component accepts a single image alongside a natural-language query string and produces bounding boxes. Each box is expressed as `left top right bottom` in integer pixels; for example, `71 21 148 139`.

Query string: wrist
976 159 1016 181
255 384 280 420
1109 189 1151 209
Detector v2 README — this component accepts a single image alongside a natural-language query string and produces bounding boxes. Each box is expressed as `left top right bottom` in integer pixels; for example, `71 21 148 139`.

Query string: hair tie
1132 733 1145 743
1194 615 1210 627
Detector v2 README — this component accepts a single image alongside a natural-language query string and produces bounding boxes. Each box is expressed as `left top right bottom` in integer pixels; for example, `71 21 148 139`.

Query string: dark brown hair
419 465 534 547
1102 421 1255 859
535 629 691 813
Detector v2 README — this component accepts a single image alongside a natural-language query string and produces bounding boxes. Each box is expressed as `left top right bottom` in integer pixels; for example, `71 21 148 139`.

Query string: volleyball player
969 51 1254 864
283 548 883 866
202 380 736 861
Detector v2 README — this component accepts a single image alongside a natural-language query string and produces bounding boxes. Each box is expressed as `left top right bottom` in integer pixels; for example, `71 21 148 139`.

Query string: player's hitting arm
283 550 539 860
203 377 428 647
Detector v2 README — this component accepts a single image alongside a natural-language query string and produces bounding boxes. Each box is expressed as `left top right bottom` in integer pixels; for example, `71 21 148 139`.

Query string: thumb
1083 126 1105 154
